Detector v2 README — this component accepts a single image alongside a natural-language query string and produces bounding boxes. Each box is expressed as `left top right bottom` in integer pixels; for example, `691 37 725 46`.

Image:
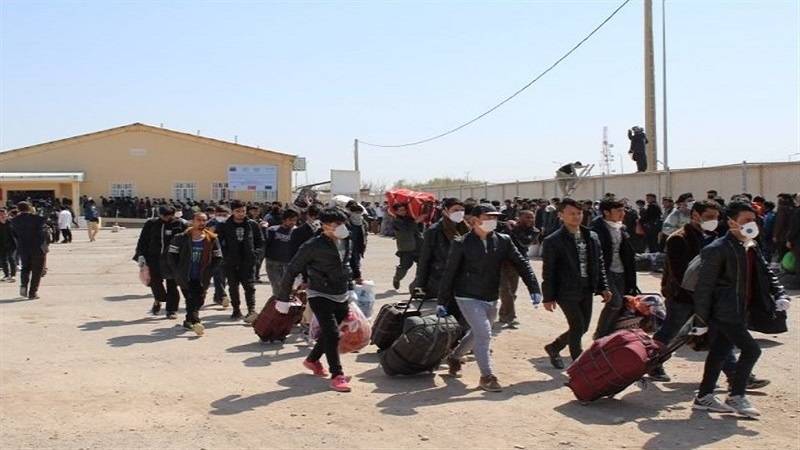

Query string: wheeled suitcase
253 297 305 342
370 297 426 350
380 315 462 376
566 328 667 402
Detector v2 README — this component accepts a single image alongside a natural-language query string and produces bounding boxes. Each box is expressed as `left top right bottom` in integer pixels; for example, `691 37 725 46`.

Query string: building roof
0 172 85 182
0 122 296 160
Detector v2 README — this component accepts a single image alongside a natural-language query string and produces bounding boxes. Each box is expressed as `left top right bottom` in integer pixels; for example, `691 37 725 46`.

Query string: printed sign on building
228 165 278 191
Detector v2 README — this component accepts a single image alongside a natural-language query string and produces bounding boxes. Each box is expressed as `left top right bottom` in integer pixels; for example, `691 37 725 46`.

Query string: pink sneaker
330 374 352 392
302 359 328 377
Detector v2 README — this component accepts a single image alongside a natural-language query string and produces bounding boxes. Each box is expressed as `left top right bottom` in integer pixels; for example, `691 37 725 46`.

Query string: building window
254 190 277 202
211 182 229 202
109 182 135 197
173 181 197 202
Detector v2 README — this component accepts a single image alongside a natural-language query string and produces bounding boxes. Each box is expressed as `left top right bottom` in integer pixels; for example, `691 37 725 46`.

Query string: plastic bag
782 252 796 273
139 264 150 287
354 280 376 318
310 302 372 353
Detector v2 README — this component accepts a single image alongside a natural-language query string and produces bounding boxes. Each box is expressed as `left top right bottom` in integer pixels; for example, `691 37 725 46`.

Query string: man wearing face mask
207 206 231 307
345 200 368 284
541 198 612 369
437 204 542 392
662 193 694 237
133 205 187 318
414 198 471 325
690 201 789 417
276 207 356 392
589 198 638 339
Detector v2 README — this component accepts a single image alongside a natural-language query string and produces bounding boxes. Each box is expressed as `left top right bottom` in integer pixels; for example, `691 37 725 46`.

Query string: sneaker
28 293 40 300
330 374 352 392
303 359 329 377
221 296 230 308
150 301 162 315
182 320 193 330
243 310 259 324
0 276 8 282
544 343 564 369
479 375 503 392
6 277 15 283
166 312 177 320
192 323 205 336
725 395 761 417
230 310 243 320
446 355 463 378
392 278 400 290
693 394 734 413
19 287 27 297
729 374 771 391
648 365 672 382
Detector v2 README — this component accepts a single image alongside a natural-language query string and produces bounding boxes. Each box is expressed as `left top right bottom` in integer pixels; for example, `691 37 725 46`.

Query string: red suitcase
253 297 305 342
566 329 666 402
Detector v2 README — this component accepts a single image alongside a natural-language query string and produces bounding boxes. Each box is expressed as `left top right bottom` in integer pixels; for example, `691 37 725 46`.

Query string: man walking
391 203 423 290
438 204 542 392
498 209 540 326
541 198 611 369
134 206 186 318
215 200 264 322
10 202 49 299
168 212 223 336
264 209 298 296
0 208 16 283
691 201 790 417
57 205 73 243
589 198 638 339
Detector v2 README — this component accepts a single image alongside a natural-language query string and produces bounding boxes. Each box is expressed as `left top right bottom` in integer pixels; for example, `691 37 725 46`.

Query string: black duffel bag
380 315 462 376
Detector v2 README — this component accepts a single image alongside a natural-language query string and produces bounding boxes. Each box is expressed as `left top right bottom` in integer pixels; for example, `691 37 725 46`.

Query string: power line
359 0 632 148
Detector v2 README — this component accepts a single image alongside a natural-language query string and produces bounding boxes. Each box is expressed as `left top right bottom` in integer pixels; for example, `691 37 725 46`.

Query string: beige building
0 123 296 206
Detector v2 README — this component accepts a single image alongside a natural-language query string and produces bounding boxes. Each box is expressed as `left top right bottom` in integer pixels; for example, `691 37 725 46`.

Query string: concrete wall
0 125 295 204
408 162 799 203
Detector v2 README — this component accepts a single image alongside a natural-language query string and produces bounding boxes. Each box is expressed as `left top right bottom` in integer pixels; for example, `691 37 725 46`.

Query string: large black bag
748 308 788 334
380 315 462 376
370 298 426 350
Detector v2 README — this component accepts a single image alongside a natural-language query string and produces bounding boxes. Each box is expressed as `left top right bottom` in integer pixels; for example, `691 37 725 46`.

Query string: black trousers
0 249 15 278
60 228 72 243
551 288 594 360
148 262 180 313
225 262 256 312
180 279 206 324
699 321 761 397
394 251 416 282
19 251 46 296
308 296 350 377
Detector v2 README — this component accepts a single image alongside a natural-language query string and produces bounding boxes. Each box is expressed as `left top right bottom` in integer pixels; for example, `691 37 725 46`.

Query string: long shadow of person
638 410 759 449
79 316 160 332
226 341 307 368
107 325 196 347
208 374 329 416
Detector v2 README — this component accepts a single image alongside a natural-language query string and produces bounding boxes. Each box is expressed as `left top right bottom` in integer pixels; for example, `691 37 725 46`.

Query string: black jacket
134 217 187 261
279 234 353 301
10 213 49 254
694 233 786 325
639 202 663 233
289 222 318 256
438 231 540 307
415 218 469 299
0 221 17 253
264 225 295 263
541 225 609 301
589 216 637 294
168 229 223 291
215 218 264 266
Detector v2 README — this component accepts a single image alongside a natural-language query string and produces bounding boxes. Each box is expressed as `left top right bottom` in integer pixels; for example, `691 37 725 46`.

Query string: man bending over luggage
541 198 612 369
437 203 542 392
276 207 356 392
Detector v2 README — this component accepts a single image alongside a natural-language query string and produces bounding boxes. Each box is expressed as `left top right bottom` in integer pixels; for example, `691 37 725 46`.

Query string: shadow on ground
209 374 328 416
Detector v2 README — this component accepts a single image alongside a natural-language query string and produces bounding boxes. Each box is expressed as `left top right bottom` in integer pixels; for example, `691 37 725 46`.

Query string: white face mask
685 201 695 210
333 223 350 239
174 211 183 219
449 211 465 223
479 219 497 233
736 221 759 240
605 220 623 229
216 216 228 223
700 219 718 232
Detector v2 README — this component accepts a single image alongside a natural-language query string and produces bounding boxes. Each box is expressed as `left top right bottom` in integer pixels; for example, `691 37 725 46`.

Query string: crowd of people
2 187 798 413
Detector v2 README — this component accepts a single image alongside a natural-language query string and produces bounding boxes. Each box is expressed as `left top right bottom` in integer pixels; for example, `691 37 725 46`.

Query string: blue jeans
451 297 498 377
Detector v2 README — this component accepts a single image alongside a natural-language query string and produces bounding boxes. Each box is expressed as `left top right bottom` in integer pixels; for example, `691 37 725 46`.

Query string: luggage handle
421 315 456 363
649 314 706 366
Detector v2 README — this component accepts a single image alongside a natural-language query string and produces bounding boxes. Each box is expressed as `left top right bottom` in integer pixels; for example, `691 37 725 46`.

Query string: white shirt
58 209 73 229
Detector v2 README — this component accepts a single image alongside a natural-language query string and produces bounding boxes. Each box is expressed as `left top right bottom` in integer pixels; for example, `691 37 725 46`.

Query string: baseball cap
470 203 503 216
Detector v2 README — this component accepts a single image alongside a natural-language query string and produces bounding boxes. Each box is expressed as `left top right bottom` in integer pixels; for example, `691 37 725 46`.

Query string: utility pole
661 0 671 195
354 139 360 171
644 0 658 172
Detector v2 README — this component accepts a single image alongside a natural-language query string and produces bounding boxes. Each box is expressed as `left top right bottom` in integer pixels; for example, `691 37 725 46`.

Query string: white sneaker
725 395 761 417
6 277 14 283
221 296 230 308
0 276 8 282
192 323 205 337
693 394 734 413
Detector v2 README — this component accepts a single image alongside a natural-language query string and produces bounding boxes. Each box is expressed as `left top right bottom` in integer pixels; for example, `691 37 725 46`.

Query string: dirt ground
0 228 798 449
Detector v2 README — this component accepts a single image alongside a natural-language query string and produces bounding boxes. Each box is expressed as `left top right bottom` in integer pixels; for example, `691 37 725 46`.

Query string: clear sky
1 1 798 188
